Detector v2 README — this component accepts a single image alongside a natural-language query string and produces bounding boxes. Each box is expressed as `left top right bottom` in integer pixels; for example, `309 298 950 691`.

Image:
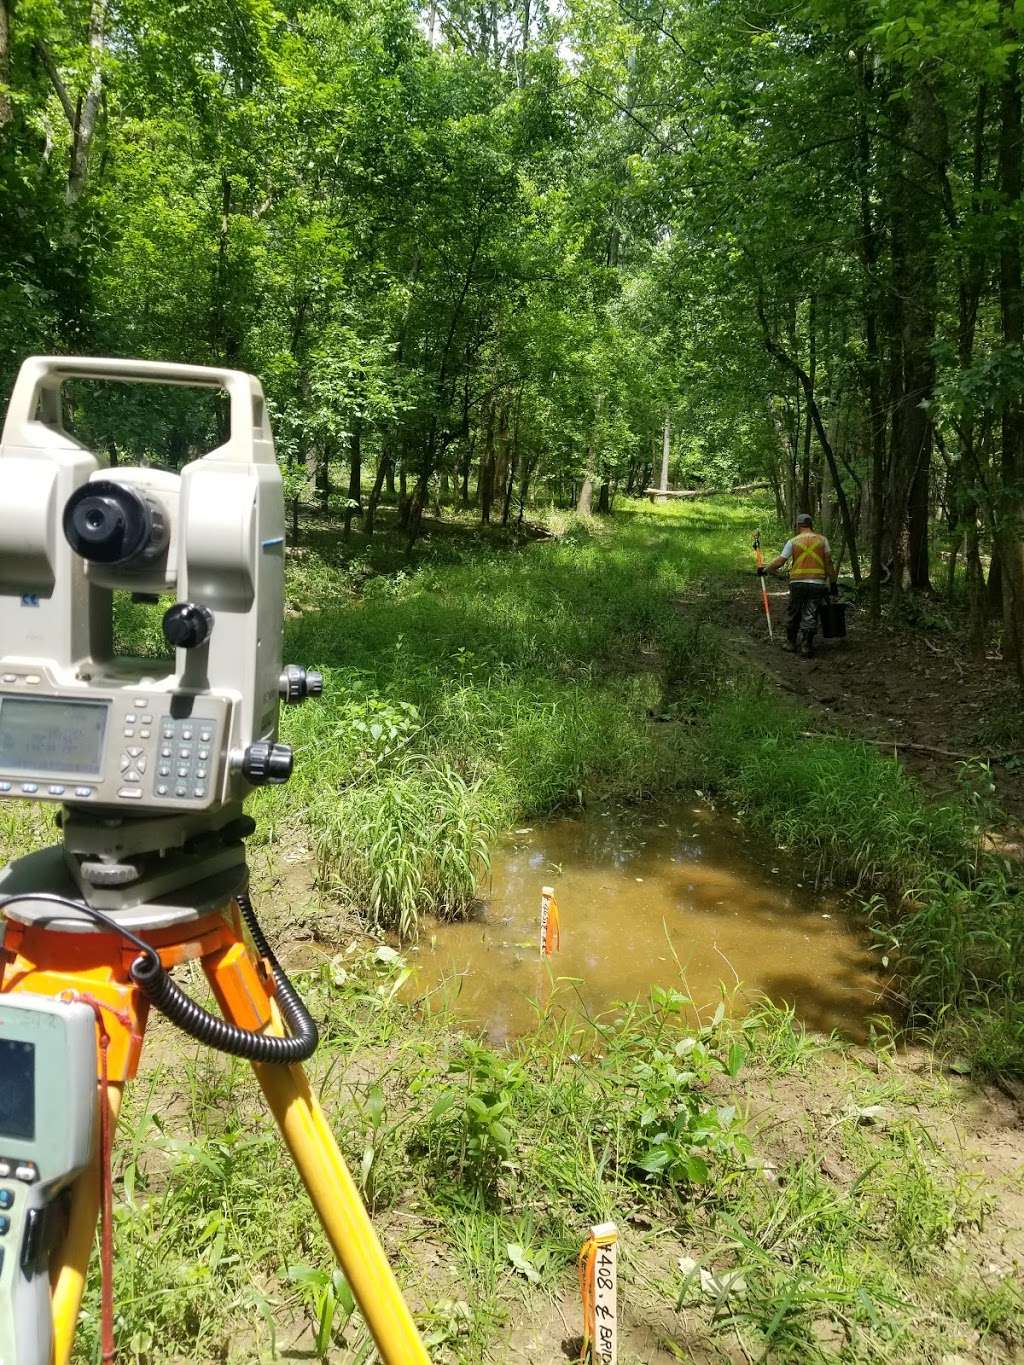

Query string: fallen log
798 731 1024 761
646 481 769 502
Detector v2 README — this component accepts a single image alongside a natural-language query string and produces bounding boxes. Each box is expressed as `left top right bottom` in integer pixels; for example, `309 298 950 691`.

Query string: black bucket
819 599 848 640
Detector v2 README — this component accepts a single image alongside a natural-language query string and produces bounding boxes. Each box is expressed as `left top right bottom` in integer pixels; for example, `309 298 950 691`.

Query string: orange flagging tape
544 899 560 956
540 886 561 956
578 1222 618 1363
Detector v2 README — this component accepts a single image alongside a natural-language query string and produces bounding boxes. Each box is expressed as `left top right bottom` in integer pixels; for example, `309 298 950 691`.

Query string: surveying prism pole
752 530 774 640
0 356 430 1365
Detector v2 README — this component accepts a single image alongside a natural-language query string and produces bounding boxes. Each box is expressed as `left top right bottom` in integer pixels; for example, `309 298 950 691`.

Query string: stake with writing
578 1222 617 1364
540 885 560 957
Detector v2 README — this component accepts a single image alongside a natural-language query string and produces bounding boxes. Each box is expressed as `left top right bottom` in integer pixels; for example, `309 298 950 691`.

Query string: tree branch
756 293 863 583
578 80 680 153
35 40 76 128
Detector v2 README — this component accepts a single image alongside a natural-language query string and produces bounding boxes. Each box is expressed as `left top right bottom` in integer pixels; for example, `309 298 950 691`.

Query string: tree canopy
2 0 1024 674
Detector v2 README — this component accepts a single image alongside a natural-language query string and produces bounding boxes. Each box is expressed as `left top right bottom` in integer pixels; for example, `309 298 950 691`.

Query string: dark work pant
786 582 829 644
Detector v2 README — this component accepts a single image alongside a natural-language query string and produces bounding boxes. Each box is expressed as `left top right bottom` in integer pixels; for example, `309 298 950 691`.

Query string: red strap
63 994 126 1365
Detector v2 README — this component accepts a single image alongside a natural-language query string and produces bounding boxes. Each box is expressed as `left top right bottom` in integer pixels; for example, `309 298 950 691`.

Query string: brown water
405 803 883 1043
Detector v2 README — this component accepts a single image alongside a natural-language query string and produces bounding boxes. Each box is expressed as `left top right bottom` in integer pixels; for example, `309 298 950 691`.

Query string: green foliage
869 1124 987 1270
284 1266 356 1359
623 994 752 1185
427 1041 527 1197
739 999 832 1073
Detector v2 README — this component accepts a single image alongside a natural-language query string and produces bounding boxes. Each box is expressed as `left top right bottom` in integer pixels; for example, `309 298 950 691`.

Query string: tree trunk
577 395 604 515
966 510 987 659
405 468 430 553
493 402 511 520
657 412 670 500
857 51 888 622
759 304 862 583
998 5 1024 684
317 444 332 515
343 421 362 535
518 451 538 526
597 479 611 514
989 549 1005 620
942 85 990 645
888 76 943 595
37 1 107 201
500 458 516 526
800 294 816 513
0 0 12 128
69 4 106 200
364 450 390 538
501 396 522 527
479 400 497 523
460 434 475 505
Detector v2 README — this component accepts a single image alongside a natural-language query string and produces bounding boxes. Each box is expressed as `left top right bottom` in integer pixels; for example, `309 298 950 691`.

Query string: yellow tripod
0 897 430 1365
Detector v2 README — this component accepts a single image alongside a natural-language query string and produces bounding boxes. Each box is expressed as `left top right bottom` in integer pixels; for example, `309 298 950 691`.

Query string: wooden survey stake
540 885 560 957
578 1221 618 1364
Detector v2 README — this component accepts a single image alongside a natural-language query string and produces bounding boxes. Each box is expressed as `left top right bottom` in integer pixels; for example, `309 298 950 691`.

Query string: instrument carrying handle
1 355 271 464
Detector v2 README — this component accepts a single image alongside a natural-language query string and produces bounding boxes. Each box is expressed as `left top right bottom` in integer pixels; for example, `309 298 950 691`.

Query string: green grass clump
683 688 1024 1072
314 756 493 939
697 691 971 891
246 500 755 936
76 950 1021 1364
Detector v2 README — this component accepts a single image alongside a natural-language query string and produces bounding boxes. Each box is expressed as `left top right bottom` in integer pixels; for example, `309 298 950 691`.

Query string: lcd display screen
0 697 108 775
0 1039 35 1141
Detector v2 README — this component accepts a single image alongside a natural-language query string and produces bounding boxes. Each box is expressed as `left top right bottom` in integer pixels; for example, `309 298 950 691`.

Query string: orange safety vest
789 531 828 581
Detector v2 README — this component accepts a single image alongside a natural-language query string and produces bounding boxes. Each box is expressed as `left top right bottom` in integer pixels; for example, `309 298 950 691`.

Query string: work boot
800 633 814 659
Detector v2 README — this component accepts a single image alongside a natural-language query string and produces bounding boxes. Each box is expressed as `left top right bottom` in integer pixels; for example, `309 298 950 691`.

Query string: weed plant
248 502 749 936
74 949 1024 1364
684 685 1024 1073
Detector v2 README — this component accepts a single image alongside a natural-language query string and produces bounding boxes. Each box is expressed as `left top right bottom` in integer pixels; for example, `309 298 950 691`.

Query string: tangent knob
279 665 325 704
240 742 293 785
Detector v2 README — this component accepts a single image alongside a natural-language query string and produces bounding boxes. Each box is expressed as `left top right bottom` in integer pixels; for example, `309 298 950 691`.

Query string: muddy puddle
405 802 884 1043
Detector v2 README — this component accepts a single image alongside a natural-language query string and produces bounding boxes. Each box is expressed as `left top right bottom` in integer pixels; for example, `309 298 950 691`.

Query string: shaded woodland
2 0 1024 676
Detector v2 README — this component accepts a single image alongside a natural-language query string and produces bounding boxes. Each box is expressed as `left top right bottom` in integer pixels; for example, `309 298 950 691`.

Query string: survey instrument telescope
0 356 321 913
0 357 429 1365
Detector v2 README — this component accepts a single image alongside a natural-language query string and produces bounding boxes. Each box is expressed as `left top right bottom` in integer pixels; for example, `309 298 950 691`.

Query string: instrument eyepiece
63 480 168 566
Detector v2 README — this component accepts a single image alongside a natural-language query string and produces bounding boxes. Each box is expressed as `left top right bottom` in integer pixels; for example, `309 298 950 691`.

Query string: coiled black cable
129 889 318 1062
0 889 318 1063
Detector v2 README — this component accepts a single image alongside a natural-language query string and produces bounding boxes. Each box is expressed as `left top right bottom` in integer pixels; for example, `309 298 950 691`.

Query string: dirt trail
699 574 1024 836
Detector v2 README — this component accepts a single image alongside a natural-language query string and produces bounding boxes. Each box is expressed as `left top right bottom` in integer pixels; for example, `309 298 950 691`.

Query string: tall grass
75 949 1023 1363
250 501 749 936
686 687 1024 1074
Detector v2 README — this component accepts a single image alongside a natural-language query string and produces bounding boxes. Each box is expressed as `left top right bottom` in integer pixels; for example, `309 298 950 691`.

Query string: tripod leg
251 1057 430 1365
50 1083 123 1365
202 937 429 1362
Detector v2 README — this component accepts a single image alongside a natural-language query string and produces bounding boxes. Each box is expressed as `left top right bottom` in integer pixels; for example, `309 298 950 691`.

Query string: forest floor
705 572 1024 836
24 496 1019 1364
